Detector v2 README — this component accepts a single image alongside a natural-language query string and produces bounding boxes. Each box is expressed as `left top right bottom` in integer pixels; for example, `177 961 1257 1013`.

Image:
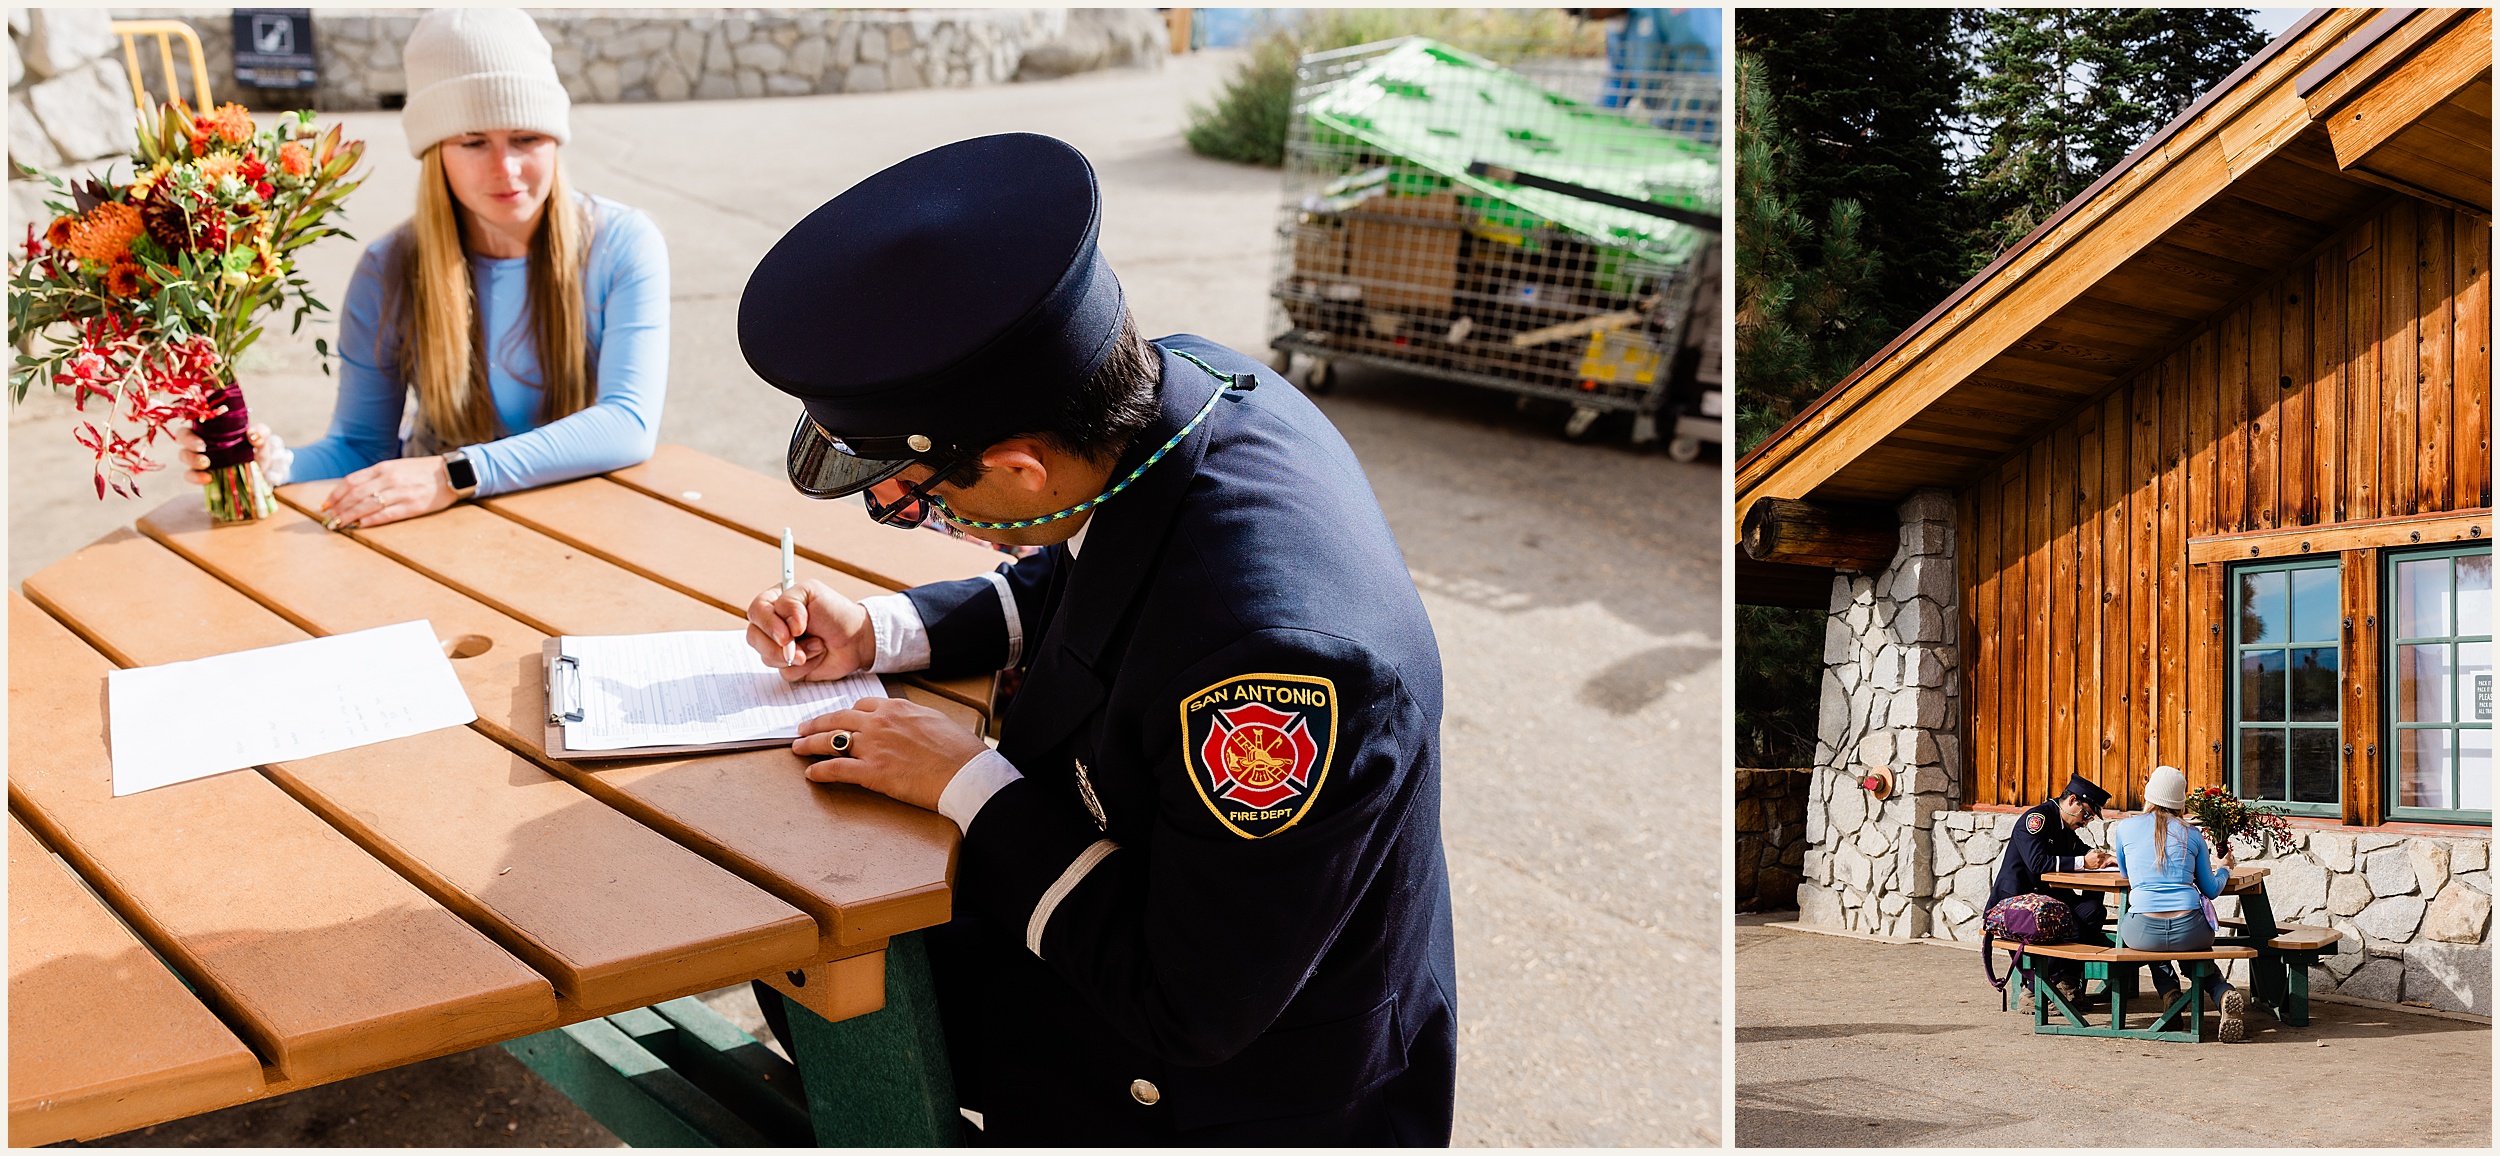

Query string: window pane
2242 728 2285 801
2241 570 2287 644
2290 729 2340 804
2396 556 2452 639
2239 650 2285 721
2288 646 2338 721
2463 729 2491 811
2460 553 2492 638
2462 641 2492 725
2399 644 2452 723
2290 567 2340 643
2400 728 2452 810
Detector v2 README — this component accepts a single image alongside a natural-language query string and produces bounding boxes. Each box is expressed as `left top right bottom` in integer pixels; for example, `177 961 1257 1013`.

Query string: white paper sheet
107 619 479 797
559 630 885 752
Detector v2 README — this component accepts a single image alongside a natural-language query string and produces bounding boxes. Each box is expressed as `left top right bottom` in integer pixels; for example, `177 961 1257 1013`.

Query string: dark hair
944 312 1162 484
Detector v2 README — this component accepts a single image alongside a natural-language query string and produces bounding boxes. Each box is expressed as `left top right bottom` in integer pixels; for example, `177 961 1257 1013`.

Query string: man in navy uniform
734 133 1456 1144
1987 773 2115 1007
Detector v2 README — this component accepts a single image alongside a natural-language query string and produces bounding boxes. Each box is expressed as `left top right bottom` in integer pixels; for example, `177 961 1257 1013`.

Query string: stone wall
1735 768 1809 912
1796 488 1963 937
104 9 1164 112
9 9 138 200
1930 812 2492 1016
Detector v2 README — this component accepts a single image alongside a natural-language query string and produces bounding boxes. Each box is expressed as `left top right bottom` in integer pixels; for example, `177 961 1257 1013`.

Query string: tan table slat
608 444 1009 589
22 530 820 1014
6 591 557 1083
10 816 264 1145
482 477 994 711
223 496 956 950
274 484 986 735
2041 867 2269 894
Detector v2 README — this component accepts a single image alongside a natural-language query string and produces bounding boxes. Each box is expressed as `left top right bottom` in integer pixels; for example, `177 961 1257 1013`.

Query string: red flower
21 221 41 258
254 180 275 201
239 153 267 182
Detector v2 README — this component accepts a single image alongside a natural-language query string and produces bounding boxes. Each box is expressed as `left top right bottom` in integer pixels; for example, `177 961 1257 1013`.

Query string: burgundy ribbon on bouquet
195 383 258 469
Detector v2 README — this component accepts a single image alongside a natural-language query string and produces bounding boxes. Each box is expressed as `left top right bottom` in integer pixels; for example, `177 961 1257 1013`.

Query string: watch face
446 452 477 491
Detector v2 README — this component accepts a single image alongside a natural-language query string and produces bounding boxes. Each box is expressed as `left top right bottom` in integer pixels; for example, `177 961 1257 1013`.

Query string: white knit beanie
398 8 571 158
2144 765 2188 811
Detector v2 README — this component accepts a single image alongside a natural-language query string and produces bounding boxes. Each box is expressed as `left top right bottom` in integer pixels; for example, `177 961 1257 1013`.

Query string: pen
779 527 799 668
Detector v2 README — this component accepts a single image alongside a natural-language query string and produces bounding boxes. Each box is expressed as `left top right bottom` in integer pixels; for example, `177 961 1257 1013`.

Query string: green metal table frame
502 932 963 1147
2210 888 2324 1027
2023 953 2217 1043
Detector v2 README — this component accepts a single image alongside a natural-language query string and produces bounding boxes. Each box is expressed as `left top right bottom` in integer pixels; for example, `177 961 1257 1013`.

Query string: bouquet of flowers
2184 784 2295 857
9 100 364 522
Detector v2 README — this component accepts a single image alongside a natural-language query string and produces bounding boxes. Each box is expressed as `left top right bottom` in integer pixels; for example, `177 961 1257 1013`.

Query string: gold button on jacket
1128 1079 1161 1106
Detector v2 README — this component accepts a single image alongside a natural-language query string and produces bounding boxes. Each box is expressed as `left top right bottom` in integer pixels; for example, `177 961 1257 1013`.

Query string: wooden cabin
1739 8 2492 829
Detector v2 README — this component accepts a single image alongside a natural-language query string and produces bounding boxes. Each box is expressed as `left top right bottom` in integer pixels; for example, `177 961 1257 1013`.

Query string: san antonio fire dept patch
2025 813 2046 835
1180 673 1338 839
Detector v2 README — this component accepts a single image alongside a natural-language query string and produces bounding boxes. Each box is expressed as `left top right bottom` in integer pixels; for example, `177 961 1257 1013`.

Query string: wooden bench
1993 939 2258 1043
2217 917 2345 953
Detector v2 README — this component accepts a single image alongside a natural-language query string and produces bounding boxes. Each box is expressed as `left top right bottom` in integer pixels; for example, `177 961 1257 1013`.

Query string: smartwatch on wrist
443 449 479 497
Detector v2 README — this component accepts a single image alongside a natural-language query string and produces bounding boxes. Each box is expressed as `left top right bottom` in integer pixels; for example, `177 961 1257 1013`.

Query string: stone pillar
8 9 138 229
1796 488 1961 937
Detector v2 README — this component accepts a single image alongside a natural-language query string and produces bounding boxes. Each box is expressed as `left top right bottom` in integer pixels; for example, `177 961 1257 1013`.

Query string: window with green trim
2387 546 2492 824
2231 558 2342 814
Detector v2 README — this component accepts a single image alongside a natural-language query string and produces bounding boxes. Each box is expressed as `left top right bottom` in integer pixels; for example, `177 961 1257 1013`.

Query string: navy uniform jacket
900 335 1457 1144
1985 800 2101 923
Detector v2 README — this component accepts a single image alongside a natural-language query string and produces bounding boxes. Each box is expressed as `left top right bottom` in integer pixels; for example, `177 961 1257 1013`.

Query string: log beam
1741 498 1900 571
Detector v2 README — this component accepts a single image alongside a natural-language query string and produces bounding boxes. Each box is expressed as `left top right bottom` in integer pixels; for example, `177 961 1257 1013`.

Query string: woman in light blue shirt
180 9 665 526
2110 764 2245 1041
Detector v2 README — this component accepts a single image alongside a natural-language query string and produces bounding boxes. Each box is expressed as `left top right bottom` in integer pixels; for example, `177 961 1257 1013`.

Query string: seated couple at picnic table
1992 767 2250 1041
177 8 668 527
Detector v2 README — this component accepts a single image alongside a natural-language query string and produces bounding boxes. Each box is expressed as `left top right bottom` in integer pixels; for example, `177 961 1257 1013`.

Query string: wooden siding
1961 197 2492 809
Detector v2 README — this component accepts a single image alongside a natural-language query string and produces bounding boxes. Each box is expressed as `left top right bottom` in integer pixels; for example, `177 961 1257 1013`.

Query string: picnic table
8 445 1013 1147
2041 865 2341 1028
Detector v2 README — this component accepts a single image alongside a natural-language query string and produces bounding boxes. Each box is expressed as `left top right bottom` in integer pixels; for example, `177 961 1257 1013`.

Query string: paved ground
26 51 1722 1147
1733 914 2492 1147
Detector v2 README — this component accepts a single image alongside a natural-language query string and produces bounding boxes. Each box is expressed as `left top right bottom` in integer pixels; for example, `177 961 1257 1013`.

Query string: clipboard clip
548 654 585 725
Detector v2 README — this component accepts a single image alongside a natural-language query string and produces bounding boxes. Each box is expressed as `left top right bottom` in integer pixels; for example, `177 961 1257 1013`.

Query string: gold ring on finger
828 730 855 756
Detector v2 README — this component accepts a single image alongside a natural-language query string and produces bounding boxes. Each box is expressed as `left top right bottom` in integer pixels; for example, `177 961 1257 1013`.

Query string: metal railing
110 20 212 112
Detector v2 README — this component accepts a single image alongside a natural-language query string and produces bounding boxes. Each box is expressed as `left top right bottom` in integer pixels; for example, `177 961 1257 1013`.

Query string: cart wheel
1270 347 1296 376
1562 405 1602 440
1303 359 1336 395
1667 437 1702 463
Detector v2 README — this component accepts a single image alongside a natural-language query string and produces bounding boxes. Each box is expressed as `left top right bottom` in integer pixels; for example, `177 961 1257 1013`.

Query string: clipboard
540 638 799 761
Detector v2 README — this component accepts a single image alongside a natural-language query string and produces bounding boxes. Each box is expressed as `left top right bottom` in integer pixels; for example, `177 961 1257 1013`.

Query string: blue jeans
2121 910 2233 1002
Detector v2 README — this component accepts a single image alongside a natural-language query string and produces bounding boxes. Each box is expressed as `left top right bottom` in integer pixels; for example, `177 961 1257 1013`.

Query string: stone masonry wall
1796 488 1962 937
102 9 1165 111
1931 813 2492 1015
9 9 138 178
1735 768 1809 912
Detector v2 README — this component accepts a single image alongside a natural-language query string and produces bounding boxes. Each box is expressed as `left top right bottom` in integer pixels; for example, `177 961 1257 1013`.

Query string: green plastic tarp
1303 38 1719 264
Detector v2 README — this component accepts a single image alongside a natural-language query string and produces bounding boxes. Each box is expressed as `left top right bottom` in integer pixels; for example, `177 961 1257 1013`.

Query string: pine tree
1958 7 2268 268
1732 53 1884 456
1735 8 1970 337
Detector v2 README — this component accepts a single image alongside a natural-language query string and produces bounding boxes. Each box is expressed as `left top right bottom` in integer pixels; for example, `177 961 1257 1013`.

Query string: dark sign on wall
233 9 318 90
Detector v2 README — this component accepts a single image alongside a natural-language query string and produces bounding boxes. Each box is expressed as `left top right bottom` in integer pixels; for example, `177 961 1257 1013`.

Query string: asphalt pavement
25 50 1722 1147
1734 913 2491 1147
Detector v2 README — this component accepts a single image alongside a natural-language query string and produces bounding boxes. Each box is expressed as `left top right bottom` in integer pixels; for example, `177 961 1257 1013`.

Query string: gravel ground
25 50 1722 1147
1734 913 2492 1147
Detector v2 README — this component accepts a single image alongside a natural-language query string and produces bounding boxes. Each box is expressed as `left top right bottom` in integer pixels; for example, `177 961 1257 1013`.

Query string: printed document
559 630 884 751
107 620 478 796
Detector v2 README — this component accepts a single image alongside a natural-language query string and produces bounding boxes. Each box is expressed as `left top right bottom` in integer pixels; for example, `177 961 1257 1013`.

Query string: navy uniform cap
738 132 1129 497
2061 773 2110 813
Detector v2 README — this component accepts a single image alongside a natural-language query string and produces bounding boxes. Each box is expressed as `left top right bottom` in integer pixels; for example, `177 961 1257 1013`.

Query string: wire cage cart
1268 37 1723 455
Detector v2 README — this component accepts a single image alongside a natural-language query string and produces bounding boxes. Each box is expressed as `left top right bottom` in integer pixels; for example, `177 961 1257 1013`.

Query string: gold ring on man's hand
827 730 854 755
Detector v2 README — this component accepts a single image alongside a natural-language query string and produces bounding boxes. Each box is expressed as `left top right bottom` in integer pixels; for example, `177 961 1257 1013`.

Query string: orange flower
278 140 311 177
198 153 244 181
44 216 76 250
103 257 150 298
64 202 144 263
202 102 255 145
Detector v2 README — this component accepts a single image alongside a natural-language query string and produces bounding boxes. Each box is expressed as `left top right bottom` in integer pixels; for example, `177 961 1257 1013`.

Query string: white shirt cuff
862 593 931 673
938 748 1024 835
